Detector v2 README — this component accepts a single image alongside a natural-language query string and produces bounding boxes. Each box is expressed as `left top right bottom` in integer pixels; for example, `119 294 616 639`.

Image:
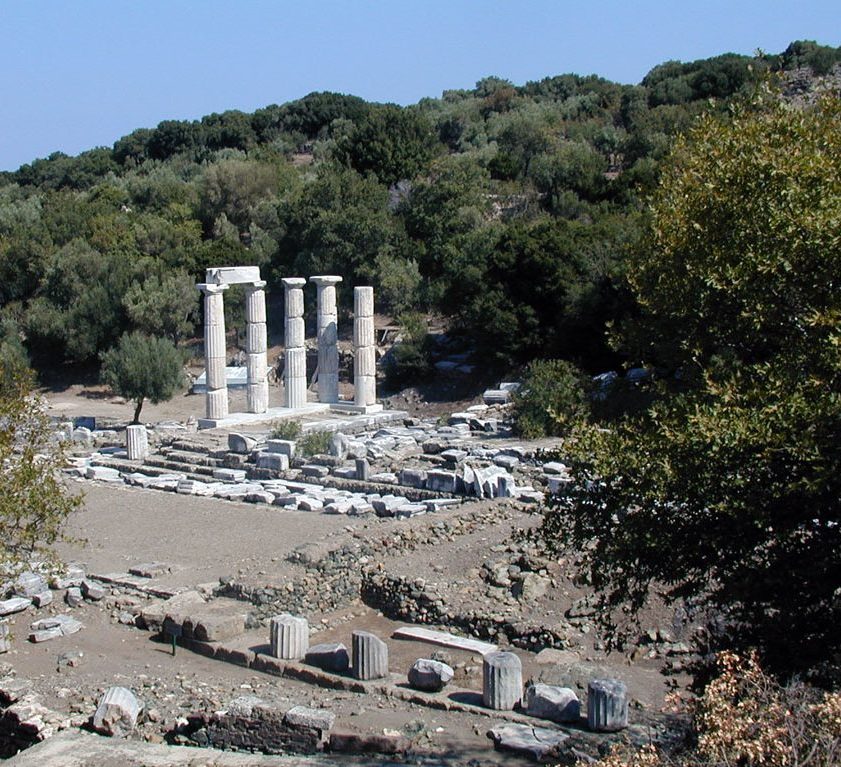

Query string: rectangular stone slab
391 626 498 655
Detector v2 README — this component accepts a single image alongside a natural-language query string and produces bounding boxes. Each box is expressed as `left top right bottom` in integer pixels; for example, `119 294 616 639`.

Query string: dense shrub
512 359 589 438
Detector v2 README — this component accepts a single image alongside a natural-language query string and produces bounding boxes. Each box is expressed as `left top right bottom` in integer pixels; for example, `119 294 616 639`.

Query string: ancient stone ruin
197 268 380 428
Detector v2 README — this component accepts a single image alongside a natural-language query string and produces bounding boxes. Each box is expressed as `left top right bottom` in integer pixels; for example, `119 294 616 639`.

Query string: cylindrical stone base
126 424 149 461
587 679 628 732
247 381 269 414
270 614 309 660
352 630 388 680
354 375 376 407
483 651 522 710
285 377 308 409
205 388 229 420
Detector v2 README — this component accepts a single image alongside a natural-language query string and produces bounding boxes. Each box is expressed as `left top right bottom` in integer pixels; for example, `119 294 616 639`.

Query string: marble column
244 280 268 414
282 277 307 409
310 275 342 404
198 283 229 420
353 286 376 407
125 424 149 461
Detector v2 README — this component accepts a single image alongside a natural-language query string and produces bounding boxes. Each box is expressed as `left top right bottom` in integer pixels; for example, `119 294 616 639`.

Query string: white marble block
483 651 522 710
285 348 307 378
246 322 267 354
244 284 267 323
353 286 374 317
353 317 376 347
247 382 269 414
126 424 149 460
270 614 309 660
352 630 388 680
587 678 628 732
285 317 305 348
205 388 229 419
354 375 376 407
246 353 267 383
354 346 376 377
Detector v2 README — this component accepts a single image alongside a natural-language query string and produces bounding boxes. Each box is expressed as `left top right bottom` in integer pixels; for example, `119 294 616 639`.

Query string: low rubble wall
360 570 568 652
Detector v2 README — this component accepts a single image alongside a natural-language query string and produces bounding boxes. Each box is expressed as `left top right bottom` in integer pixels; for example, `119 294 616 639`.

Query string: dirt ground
1 384 691 764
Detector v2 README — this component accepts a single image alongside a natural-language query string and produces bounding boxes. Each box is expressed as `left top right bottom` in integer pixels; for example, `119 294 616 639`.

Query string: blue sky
1 1 838 171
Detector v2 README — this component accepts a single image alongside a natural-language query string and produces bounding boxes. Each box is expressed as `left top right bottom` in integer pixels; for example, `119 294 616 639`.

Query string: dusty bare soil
1 384 693 764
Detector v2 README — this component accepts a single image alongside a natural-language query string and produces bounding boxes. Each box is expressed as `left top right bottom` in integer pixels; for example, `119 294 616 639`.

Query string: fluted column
126 424 149 460
483 651 522 710
351 630 388 680
270 614 309 660
353 286 377 406
244 280 268 414
198 283 229 420
310 275 342 404
282 277 307 409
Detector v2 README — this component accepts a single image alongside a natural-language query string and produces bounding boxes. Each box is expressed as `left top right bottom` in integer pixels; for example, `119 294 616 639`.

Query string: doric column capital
309 275 343 288
244 280 267 291
282 277 307 290
196 283 229 295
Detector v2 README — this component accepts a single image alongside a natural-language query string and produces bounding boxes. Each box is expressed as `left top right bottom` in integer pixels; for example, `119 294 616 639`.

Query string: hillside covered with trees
0 40 838 378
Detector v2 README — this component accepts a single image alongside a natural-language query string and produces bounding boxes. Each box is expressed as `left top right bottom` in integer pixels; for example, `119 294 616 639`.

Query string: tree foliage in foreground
0 365 82 572
541 90 841 678
100 332 185 423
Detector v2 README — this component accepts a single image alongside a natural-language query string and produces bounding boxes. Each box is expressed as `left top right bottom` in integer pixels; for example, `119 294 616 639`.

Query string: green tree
512 359 590 438
123 269 199 343
543 91 841 675
0 363 82 572
100 332 185 423
334 104 437 185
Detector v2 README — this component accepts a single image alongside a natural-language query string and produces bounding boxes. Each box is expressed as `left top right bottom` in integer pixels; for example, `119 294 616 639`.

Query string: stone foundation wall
183 708 320 755
360 571 568 652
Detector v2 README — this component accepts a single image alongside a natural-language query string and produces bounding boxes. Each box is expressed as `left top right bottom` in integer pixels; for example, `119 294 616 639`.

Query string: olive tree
100 332 185 423
0 364 82 572
542 90 841 675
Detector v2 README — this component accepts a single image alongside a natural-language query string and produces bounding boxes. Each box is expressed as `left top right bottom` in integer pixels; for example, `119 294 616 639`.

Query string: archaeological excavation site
0 268 697 766
3 29 838 767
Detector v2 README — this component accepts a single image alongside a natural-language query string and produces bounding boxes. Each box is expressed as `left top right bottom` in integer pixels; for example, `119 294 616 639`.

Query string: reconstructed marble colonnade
197 267 378 423
197 266 268 420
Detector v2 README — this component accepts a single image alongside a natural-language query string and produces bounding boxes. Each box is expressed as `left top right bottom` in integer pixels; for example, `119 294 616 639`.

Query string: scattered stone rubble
63 404 579 523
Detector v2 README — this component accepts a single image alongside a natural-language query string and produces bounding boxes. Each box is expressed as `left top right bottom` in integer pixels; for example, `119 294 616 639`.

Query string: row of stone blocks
269 614 388 680
268 615 627 730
